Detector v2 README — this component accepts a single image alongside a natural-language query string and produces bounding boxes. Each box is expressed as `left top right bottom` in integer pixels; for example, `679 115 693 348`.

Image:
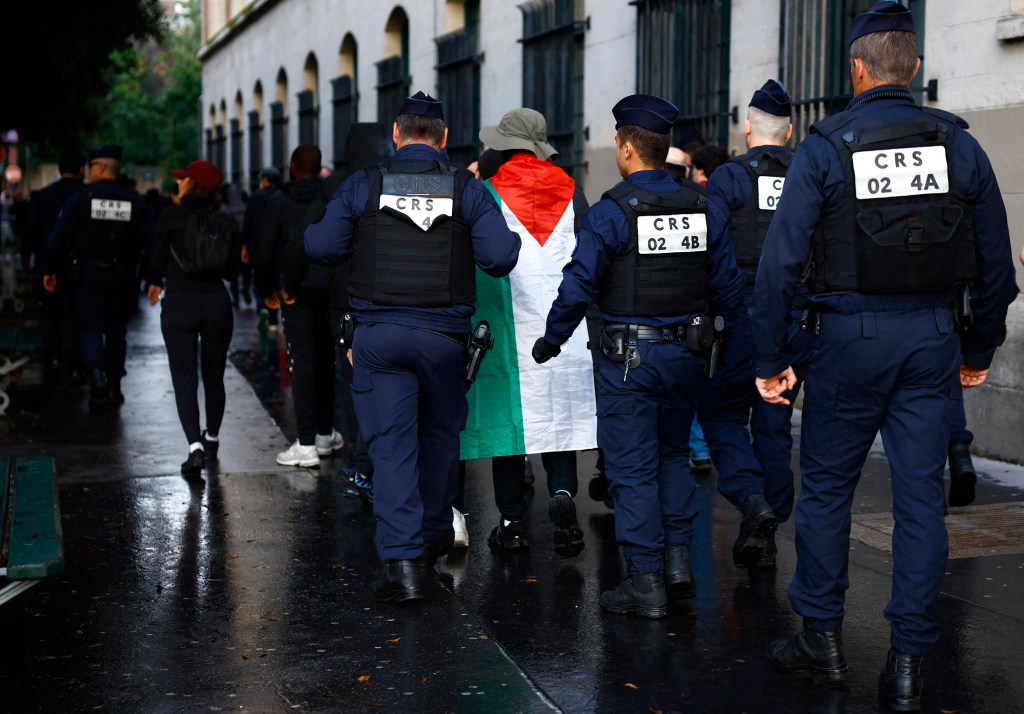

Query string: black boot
371 559 427 603
948 442 977 507
88 368 110 410
180 449 206 477
487 518 529 551
879 648 923 712
768 628 848 684
664 544 696 600
588 472 614 509
599 572 668 619
201 430 219 461
734 494 778 568
549 492 585 557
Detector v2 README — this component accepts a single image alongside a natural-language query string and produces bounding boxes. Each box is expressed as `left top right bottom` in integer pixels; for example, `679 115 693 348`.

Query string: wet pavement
1 295 1023 713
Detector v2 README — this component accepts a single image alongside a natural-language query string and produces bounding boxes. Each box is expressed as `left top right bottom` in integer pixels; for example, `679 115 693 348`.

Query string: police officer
304 92 521 603
534 94 744 618
42 145 156 410
698 80 812 569
753 4 1018 709
24 150 86 380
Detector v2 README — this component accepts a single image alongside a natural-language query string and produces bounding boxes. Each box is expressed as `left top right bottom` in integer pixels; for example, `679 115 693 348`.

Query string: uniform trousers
597 339 703 576
699 310 811 520
793 307 960 656
160 289 234 445
74 263 136 382
351 322 467 561
280 286 336 444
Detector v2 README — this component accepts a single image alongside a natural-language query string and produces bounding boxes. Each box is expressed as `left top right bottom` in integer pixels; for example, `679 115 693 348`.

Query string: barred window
635 0 733 149
520 0 586 179
297 89 318 147
781 0 927 142
331 76 356 170
247 110 263 193
270 101 288 173
436 15 481 170
376 56 409 126
229 118 243 187
213 124 226 174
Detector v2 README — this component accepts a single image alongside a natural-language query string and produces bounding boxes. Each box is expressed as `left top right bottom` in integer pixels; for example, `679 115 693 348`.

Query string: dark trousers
38 273 80 371
280 286 335 444
699 311 811 521
792 307 958 656
950 394 973 445
597 340 703 576
350 323 467 561
160 289 234 445
492 451 578 521
74 264 136 382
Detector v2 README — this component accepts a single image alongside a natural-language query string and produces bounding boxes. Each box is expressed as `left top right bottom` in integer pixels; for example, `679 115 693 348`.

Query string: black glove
532 337 561 364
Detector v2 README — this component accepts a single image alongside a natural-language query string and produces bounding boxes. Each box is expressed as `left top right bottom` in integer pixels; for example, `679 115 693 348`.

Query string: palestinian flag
460 155 597 460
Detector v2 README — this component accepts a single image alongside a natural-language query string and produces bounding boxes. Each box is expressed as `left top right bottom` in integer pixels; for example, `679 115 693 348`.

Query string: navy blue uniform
543 170 744 576
701 146 812 521
43 179 155 389
752 86 1018 655
305 143 520 560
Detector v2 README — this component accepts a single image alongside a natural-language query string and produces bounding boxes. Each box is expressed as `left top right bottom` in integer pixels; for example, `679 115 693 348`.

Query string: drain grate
851 502 1024 559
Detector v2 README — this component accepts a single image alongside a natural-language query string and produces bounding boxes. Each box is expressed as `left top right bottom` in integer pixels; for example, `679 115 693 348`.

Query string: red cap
170 160 223 191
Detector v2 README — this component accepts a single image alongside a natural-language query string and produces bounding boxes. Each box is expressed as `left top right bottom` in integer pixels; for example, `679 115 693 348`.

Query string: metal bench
0 456 63 604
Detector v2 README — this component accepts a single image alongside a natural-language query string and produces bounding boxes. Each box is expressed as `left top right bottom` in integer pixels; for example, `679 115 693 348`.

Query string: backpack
171 209 233 278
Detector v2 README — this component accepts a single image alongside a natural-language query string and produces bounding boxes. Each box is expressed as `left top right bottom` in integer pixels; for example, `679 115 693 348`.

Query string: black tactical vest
598 181 709 317
808 108 976 294
79 186 141 267
350 159 475 307
727 150 791 267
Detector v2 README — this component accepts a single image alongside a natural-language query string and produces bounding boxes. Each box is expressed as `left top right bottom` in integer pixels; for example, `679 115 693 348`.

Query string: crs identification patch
853 146 948 200
757 176 785 210
637 213 707 255
380 173 454 231
90 198 132 221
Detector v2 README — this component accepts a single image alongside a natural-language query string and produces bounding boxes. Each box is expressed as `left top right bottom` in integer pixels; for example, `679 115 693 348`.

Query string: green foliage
96 0 202 173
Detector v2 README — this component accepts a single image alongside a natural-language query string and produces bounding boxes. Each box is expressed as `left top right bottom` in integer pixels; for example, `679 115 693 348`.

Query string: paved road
1 297 1022 713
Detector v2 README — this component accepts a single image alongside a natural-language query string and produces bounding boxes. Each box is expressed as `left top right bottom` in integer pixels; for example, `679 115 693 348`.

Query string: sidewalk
0 297 1022 713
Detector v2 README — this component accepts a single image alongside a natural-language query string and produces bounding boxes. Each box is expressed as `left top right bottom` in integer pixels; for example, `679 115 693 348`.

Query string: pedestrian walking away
535 94 745 619
751 4 1019 710
146 160 241 477
304 91 521 603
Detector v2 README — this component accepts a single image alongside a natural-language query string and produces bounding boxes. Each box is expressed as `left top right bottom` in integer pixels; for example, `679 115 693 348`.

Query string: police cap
750 79 792 118
849 1 916 45
398 91 445 121
87 144 124 162
612 94 679 135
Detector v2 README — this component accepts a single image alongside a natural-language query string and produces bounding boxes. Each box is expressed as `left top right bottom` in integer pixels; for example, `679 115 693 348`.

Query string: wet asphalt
0 294 1023 713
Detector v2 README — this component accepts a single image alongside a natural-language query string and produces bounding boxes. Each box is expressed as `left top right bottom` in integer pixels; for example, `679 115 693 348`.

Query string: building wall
201 0 1024 461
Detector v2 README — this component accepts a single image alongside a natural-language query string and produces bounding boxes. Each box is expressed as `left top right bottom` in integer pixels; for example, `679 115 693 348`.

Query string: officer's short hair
395 114 446 148
290 144 322 177
747 106 791 144
850 30 919 85
617 125 671 168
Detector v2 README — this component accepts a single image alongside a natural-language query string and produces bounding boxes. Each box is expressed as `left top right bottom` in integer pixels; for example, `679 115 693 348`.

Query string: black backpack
172 209 233 278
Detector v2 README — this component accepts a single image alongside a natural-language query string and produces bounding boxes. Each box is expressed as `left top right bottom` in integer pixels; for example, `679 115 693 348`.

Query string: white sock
189 442 203 453
204 433 218 442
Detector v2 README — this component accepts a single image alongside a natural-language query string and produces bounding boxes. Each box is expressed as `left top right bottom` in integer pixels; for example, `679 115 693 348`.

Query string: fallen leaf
241 652 250 661
386 637 401 644
940 710 957 714
331 564 344 572
358 675 372 683
421 676 430 684
226 553 240 559
712 666 731 674
521 578 538 584
478 635 490 640
259 652 268 658
624 682 639 690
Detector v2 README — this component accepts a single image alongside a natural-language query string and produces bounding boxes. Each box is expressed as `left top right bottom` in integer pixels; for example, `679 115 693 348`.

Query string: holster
338 312 356 348
953 283 973 333
465 321 494 384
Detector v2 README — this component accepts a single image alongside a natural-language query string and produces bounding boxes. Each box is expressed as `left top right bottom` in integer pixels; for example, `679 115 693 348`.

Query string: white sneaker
315 429 345 456
452 507 469 548
277 441 320 467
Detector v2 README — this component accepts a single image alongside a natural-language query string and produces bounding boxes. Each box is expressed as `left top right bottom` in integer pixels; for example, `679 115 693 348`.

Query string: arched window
377 7 410 124
298 52 320 146
272 68 289 173
331 34 359 169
